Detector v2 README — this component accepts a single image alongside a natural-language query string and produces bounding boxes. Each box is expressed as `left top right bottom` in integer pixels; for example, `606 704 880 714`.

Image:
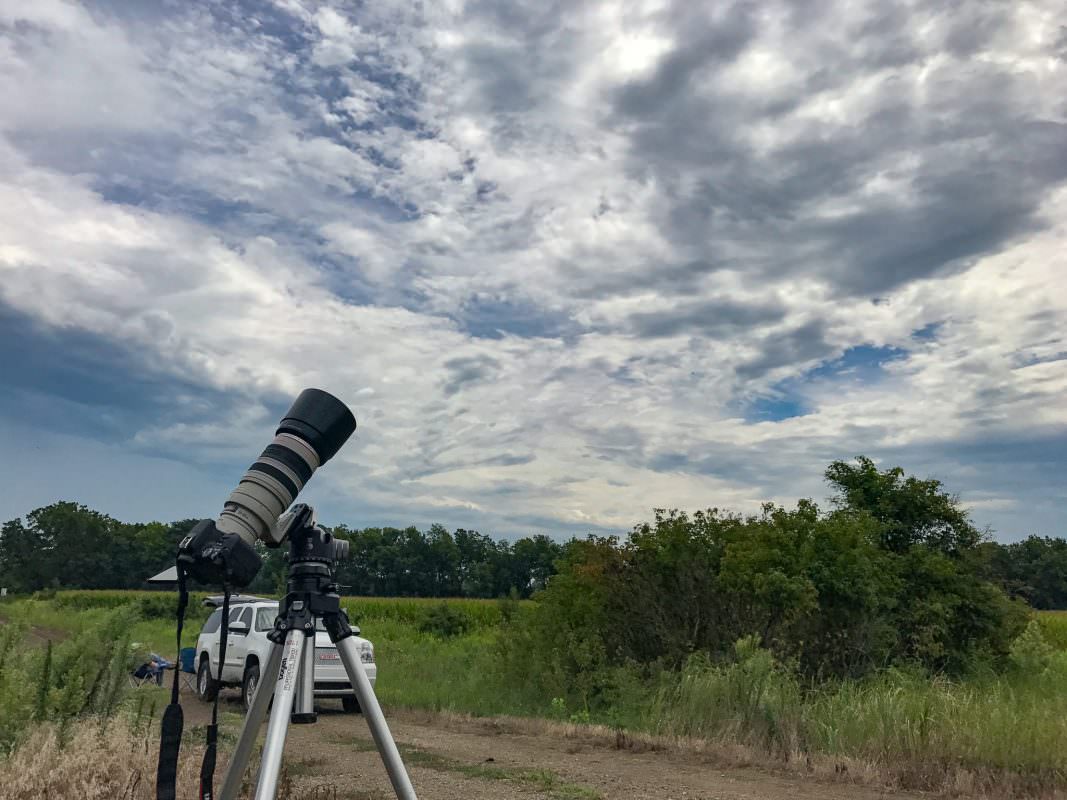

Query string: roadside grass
649 646 1067 794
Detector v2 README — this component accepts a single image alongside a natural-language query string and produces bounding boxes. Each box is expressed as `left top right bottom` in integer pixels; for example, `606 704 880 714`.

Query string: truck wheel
197 658 219 702
342 695 360 713
242 662 260 713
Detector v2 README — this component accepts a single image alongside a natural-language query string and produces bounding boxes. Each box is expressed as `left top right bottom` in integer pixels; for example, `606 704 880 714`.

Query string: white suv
194 596 376 713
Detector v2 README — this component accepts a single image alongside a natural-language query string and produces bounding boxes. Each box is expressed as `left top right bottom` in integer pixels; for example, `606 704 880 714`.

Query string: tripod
218 513 418 800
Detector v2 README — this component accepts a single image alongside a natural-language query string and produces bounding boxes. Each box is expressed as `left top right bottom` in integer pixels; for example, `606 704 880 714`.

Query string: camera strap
155 564 232 800
199 586 231 800
156 563 189 800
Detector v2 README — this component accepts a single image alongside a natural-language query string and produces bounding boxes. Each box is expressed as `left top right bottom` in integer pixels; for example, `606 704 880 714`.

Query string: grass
0 716 198 799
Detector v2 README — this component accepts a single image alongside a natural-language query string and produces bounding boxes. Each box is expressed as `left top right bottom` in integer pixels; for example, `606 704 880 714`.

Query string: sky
0 0 1064 542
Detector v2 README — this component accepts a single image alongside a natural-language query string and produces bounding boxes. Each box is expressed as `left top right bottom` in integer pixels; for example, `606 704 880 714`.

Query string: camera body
177 520 262 587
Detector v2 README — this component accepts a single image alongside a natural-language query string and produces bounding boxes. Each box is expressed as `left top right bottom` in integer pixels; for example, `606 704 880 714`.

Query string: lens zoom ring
261 443 314 484
248 462 300 500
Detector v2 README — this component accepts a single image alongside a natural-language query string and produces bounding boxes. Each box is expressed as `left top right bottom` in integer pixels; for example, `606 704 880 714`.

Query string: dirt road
185 690 918 800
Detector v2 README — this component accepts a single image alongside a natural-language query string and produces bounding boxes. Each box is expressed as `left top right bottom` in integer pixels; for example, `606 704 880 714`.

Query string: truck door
225 606 254 681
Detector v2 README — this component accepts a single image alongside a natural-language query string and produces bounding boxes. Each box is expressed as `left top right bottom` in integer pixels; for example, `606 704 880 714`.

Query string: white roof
147 566 179 583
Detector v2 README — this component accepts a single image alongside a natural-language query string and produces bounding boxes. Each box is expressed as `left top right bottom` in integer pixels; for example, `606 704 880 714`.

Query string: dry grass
0 717 357 800
0 718 205 800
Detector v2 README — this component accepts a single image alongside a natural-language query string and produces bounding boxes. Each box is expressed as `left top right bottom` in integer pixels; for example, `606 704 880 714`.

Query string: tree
977 536 1067 609
826 456 983 555
0 518 46 593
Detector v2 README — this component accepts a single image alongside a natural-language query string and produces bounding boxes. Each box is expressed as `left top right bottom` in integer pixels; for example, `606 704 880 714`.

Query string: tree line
0 455 1063 609
0 503 567 599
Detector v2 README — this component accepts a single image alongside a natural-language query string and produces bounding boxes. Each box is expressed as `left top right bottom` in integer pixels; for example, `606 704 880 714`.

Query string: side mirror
229 620 250 636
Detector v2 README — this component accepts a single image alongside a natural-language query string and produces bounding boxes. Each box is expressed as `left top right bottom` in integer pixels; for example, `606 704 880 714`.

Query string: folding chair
129 662 156 688
178 646 197 693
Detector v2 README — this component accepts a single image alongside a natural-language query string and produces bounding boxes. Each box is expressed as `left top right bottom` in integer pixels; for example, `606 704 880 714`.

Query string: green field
5 592 1067 797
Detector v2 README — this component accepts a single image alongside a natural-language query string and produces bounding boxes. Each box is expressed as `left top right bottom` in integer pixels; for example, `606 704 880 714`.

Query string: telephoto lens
216 389 357 547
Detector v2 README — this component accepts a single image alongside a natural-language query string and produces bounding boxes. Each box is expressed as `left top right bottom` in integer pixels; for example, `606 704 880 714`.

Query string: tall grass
0 717 191 800
646 631 1067 793
34 588 515 629
0 604 141 753
0 714 323 800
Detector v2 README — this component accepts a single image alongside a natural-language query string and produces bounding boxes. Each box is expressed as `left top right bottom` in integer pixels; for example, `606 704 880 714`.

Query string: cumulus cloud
0 0 1064 539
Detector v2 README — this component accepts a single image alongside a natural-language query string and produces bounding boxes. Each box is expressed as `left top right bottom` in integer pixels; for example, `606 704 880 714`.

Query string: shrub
503 499 1024 690
418 603 471 638
1010 620 1055 673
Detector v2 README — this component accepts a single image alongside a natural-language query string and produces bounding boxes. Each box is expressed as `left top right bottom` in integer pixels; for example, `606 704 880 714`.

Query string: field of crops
38 588 512 625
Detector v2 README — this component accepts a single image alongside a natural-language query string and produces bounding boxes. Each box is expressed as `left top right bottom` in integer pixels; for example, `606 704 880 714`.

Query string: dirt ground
171 686 922 800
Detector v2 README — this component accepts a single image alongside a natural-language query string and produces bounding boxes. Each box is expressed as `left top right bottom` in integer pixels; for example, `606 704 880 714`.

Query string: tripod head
277 504 349 568
267 503 352 648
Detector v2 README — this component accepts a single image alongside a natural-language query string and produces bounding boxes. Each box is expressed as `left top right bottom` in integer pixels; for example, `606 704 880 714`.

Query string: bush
1010 620 1055 673
418 603 471 638
502 496 1024 699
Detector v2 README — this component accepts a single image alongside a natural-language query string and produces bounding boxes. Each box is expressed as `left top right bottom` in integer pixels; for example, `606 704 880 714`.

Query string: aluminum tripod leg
218 642 284 800
335 636 418 800
254 630 307 800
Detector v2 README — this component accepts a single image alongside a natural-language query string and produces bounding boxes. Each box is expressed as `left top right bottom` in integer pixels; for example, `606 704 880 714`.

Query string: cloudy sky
1 0 1064 541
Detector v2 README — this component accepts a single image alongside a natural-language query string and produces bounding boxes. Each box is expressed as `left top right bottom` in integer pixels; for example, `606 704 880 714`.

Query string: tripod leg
218 642 283 800
254 630 307 800
292 628 316 723
336 636 418 800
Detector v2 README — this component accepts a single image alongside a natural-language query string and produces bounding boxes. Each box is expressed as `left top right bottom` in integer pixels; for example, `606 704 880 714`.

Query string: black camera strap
156 563 189 800
199 586 231 800
155 563 233 800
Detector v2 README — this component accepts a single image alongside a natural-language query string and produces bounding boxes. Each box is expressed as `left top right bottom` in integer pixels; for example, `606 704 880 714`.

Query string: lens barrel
215 389 357 545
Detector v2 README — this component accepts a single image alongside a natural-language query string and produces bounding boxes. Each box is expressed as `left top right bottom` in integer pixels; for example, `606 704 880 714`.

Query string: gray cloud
736 320 835 379
441 354 502 396
628 296 786 338
605 0 1067 298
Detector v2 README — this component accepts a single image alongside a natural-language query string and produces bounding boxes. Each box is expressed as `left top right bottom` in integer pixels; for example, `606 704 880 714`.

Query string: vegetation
0 604 143 753
3 456 1067 797
501 457 1029 719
